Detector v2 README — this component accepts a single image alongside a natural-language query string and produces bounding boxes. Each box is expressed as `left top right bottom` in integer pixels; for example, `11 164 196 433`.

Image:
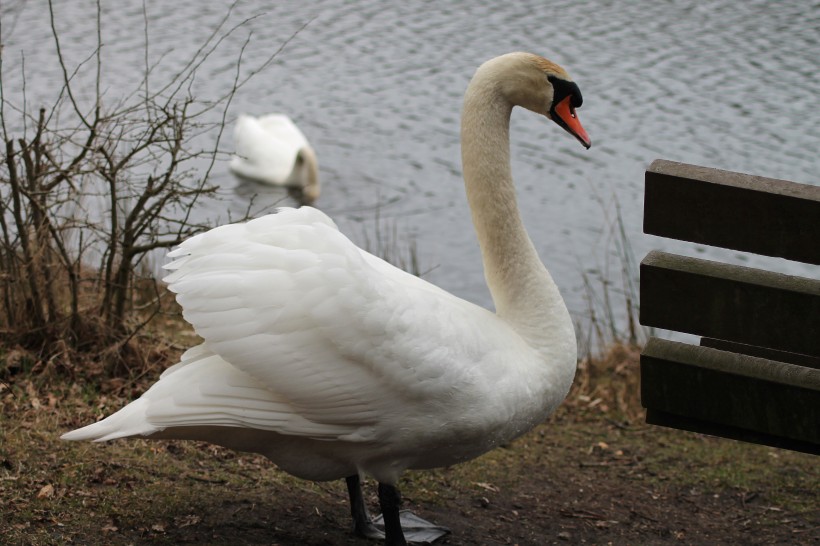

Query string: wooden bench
639 159 820 455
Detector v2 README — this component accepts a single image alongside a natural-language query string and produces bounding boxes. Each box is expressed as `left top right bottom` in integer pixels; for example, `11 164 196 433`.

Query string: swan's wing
230 114 307 184
62 344 360 442
163 207 503 441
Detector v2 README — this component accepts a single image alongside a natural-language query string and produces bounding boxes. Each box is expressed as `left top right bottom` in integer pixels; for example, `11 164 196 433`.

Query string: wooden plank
640 338 820 451
645 409 820 455
701 338 820 370
640 251 820 356
644 159 820 265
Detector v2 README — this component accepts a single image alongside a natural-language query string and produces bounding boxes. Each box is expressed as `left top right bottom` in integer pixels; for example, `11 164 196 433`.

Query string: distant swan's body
64 52 591 545
230 113 320 205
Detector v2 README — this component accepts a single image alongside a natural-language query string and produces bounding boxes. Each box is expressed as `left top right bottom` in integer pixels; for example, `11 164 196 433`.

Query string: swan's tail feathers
60 398 161 442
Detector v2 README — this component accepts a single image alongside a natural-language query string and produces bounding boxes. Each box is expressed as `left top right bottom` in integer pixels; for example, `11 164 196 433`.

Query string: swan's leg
345 474 383 539
344 475 450 544
378 482 407 546
378 482 451 545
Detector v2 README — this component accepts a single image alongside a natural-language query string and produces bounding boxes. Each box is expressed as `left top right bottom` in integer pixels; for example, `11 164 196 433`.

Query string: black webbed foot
344 475 450 545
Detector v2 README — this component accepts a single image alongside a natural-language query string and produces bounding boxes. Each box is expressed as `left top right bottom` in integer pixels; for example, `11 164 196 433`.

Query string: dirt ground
2 346 818 545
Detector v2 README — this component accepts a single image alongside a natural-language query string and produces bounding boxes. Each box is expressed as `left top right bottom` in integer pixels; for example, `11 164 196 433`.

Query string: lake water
3 0 818 346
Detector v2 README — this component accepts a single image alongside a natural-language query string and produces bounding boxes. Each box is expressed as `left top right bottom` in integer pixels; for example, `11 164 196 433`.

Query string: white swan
63 52 591 545
229 113 320 205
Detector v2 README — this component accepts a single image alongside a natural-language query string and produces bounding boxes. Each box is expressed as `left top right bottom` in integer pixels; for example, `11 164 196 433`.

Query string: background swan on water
230 113 320 206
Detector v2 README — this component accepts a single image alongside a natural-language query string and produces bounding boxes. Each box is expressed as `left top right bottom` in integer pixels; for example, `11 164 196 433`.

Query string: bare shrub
0 1 300 375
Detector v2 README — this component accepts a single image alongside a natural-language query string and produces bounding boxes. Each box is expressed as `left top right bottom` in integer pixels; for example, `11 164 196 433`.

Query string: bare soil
1 345 817 545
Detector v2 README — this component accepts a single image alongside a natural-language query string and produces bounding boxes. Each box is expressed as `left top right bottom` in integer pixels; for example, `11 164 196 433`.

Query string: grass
357 206 427 278
1 343 817 545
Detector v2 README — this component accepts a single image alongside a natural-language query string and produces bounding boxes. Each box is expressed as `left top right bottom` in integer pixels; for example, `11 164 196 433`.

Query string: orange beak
553 96 591 149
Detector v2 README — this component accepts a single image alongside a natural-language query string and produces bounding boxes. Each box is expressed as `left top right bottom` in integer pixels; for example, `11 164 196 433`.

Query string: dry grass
570 342 643 422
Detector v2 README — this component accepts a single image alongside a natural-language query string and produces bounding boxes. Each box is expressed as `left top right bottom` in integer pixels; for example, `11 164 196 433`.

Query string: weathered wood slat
701 338 820 370
641 338 820 455
640 250 820 357
644 159 820 265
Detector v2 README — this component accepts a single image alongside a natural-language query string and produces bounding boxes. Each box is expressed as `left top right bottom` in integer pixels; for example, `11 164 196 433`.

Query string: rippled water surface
3 0 818 338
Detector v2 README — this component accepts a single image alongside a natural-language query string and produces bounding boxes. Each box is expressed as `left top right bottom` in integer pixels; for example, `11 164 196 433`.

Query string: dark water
3 0 818 340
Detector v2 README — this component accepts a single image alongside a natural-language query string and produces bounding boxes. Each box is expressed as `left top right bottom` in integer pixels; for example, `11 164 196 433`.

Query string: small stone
558 531 572 541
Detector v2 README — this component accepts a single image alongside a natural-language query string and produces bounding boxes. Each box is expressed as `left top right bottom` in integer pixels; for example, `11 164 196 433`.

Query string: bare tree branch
1 2 309 371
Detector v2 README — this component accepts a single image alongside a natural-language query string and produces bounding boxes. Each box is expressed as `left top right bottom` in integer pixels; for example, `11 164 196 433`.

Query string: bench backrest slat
642 339 820 455
645 159 820 265
700 338 820 370
640 250 820 356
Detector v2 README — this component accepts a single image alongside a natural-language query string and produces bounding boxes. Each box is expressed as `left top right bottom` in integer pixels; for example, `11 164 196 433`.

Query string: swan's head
483 52 591 149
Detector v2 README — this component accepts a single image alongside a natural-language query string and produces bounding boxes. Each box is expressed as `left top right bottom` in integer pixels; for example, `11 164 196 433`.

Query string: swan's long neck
461 65 574 355
299 145 320 205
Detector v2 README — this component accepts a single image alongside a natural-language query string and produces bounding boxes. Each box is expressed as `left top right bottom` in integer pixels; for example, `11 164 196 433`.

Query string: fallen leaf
175 514 200 528
37 484 54 499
